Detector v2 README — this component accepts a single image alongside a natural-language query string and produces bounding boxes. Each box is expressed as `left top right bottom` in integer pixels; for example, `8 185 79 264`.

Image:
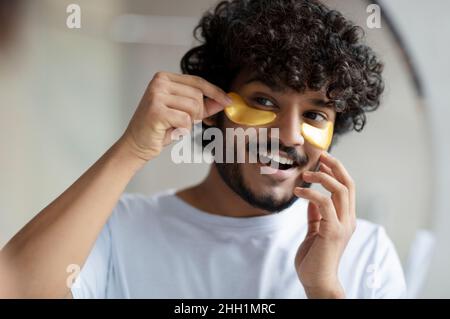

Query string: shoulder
344 218 407 298
106 189 178 232
352 219 395 253
114 189 176 215
347 218 400 265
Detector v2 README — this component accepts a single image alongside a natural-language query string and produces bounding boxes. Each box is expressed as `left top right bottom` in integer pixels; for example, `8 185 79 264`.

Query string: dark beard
215 143 316 213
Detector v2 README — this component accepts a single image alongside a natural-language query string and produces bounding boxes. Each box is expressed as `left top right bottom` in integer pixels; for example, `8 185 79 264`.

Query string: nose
274 107 305 148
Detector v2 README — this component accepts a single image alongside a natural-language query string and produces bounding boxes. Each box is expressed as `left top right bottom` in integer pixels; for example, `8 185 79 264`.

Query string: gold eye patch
224 92 276 126
301 121 333 150
224 92 333 150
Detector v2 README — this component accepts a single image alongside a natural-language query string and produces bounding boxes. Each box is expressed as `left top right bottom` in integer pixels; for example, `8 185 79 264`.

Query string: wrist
111 136 149 172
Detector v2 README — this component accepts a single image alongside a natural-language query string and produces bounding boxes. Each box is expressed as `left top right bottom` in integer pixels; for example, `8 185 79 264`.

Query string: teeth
258 150 294 165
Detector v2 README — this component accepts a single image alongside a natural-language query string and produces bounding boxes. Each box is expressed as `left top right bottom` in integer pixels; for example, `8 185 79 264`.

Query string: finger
165 108 193 132
160 108 193 145
161 84 222 120
296 202 320 264
165 81 205 120
162 127 176 146
294 187 339 224
319 152 354 190
302 171 349 222
318 163 353 224
157 72 231 108
203 97 226 119
319 152 356 220
162 93 201 122
306 201 321 236
319 162 335 178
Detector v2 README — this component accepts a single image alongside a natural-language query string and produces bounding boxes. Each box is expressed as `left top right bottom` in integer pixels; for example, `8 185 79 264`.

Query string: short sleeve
365 226 407 299
70 220 112 299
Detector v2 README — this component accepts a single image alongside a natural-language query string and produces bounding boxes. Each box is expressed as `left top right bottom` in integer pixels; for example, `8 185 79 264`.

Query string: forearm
2 137 146 298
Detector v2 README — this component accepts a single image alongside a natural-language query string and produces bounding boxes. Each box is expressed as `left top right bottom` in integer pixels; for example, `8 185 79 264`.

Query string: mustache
280 144 309 167
246 141 309 168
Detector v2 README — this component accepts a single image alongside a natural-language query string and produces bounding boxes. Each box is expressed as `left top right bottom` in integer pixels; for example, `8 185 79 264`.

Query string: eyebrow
244 75 334 109
243 75 286 93
307 98 334 109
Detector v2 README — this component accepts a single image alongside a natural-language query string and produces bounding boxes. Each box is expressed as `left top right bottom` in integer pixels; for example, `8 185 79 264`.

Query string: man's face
213 70 336 212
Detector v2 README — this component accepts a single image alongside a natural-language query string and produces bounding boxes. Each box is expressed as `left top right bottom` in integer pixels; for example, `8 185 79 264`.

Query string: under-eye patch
225 92 333 150
224 92 277 126
300 121 333 150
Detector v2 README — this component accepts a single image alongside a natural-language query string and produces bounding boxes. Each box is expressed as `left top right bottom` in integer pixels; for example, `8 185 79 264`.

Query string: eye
304 111 327 122
252 96 277 109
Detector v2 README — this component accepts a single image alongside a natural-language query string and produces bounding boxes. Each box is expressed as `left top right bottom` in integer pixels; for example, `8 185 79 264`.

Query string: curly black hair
180 0 384 137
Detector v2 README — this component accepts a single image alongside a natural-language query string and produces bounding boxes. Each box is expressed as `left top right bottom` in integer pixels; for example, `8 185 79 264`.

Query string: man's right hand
2 71 234 298
118 71 232 163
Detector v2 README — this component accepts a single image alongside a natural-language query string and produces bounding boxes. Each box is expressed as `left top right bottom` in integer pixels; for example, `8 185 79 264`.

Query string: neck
176 165 270 217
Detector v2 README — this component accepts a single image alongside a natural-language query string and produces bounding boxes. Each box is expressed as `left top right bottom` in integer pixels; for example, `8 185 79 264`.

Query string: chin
215 160 302 213
243 162 300 198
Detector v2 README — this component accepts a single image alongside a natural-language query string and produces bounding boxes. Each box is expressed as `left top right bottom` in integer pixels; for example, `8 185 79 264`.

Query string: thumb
306 201 322 235
202 97 226 119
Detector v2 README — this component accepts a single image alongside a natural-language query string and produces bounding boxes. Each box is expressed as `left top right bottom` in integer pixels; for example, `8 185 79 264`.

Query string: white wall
0 0 124 244
377 0 450 298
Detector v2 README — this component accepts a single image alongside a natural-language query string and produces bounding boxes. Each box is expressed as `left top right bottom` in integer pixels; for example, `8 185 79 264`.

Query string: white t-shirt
71 189 406 299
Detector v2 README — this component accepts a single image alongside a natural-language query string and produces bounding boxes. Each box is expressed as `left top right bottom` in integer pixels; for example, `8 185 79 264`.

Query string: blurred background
0 0 449 298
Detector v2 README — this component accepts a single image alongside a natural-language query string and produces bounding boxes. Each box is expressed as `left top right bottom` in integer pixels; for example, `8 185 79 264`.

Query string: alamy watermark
66 4 81 29
170 122 282 174
366 4 382 29
66 263 81 290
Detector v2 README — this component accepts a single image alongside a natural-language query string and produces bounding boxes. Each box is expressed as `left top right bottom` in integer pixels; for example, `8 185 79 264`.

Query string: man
3 0 406 298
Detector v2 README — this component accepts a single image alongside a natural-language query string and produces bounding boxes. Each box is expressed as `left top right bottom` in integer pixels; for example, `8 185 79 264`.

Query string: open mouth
257 150 298 171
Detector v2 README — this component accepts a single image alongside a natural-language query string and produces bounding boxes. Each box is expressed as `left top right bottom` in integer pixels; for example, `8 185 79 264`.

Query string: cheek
304 144 322 166
219 119 254 163
221 118 258 147
222 116 240 129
